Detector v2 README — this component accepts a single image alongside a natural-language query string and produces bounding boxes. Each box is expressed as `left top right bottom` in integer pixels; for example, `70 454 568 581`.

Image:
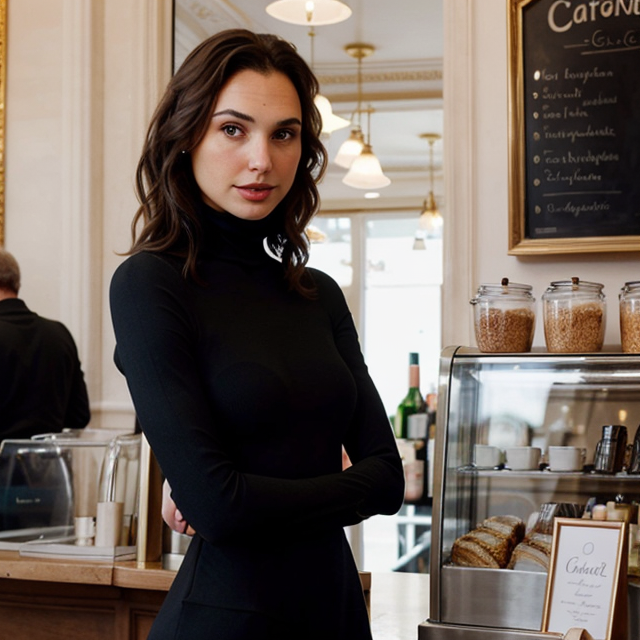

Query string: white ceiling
173 0 444 211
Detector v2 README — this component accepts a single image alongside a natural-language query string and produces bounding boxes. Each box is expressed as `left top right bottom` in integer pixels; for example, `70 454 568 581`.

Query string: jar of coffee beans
470 278 536 352
619 281 640 352
542 277 605 353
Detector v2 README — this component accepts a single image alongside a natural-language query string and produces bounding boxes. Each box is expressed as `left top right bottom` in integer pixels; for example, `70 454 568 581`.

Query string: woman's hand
162 479 196 536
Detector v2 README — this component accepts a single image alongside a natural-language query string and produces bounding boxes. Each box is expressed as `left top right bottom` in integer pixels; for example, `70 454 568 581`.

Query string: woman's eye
222 124 242 136
273 129 296 141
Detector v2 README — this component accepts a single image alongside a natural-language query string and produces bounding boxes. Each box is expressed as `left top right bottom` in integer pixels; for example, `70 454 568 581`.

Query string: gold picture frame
0 0 6 247
507 0 640 255
541 517 628 640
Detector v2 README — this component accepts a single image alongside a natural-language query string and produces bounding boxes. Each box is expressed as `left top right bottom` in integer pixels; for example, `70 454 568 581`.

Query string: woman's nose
248 137 273 173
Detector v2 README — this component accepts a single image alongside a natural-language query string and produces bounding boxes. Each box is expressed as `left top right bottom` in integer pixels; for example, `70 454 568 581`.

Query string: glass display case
0 430 140 559
420 346 640 639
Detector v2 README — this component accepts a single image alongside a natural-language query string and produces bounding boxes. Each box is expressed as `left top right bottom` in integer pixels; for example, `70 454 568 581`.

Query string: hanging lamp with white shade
334 127 365 168
412 234 426 251
266 0 352 26
314 94 350 134
342 104 391 189
307 28 350 135
342 142 391 189
333 43 371 168
418 133 443 236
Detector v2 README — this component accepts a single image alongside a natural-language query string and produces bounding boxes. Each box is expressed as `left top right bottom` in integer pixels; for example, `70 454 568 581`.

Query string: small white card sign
541 518 627 640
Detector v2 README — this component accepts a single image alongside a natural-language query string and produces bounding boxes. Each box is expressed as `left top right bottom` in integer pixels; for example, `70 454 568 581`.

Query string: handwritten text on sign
547 525 619 639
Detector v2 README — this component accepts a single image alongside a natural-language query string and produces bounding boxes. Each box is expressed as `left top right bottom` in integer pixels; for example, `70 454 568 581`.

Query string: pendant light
315 95 350 134
418 133 443 236
266 0 352 26
333 43 371 168
308 28 350 135
342 107 391 189
337 44 390 189
412 234 426 251
334 128 365 168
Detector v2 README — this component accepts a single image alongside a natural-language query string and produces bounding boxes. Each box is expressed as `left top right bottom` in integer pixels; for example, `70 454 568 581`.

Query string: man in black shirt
0 249 90 440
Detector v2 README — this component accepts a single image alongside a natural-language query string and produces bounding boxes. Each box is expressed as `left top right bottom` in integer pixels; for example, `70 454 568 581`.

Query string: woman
110 29 404 639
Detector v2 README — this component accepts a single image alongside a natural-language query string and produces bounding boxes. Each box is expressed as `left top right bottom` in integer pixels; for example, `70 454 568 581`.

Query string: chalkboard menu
508 0 640 254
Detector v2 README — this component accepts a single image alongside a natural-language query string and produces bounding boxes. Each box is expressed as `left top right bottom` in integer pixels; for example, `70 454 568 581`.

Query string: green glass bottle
394 352 426 439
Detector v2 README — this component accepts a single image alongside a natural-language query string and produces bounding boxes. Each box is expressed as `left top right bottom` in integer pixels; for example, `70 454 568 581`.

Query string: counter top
370 571 430 639
0 549 113 585
0 550 430 639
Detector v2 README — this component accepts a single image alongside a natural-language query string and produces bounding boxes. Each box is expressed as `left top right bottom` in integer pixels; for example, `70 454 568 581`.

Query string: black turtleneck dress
109 206 404 640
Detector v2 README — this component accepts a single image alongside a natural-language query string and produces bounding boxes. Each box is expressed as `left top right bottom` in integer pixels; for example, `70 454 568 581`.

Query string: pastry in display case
419 346 640 639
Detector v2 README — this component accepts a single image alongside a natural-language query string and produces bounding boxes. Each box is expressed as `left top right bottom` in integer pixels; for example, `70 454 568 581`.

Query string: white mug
547 446 586 472
474 444 503 468
506 446 541 471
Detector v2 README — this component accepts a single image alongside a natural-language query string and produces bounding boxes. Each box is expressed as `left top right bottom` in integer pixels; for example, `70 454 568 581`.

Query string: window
308 212 443 571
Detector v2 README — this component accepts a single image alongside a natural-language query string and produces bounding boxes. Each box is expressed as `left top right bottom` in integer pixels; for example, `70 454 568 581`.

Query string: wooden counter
0 551 428 640
0 551 166 640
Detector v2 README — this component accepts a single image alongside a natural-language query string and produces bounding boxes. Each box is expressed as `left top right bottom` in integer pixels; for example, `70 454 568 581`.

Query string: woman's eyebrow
278 117 302 127
212 109 301 127
212 108 253 122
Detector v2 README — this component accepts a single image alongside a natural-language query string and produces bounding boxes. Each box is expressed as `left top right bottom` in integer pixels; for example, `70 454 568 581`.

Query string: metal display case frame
420 346 640 639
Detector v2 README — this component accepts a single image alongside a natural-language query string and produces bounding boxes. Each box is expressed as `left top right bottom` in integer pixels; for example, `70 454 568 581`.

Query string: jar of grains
619 281 640 352
470 278 536 352
542 277 605 353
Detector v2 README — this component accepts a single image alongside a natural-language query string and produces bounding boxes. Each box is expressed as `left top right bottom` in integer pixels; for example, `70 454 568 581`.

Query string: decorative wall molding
441 0 475 349
60 0 98 388
95 0 174 428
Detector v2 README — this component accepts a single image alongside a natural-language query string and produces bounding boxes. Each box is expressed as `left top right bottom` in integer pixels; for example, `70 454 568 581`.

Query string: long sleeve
309 267 405 517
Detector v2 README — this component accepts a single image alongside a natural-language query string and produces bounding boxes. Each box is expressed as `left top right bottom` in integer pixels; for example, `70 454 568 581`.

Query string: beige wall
4 0 172 430
4 0 638 431
443 0 640 350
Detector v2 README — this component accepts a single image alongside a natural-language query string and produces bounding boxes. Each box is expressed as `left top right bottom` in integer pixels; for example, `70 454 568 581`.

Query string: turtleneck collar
197 200 284 267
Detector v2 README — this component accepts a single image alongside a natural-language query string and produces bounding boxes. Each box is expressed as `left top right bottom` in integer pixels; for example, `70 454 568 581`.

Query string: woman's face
191 69 303 220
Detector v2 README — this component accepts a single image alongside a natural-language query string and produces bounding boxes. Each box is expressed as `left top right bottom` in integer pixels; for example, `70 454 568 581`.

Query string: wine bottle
394 352 426 439
425 390 437 500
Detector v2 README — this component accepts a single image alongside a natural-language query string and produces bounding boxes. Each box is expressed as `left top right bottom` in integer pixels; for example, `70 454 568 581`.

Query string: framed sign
507 0 640 255
0 0 6 247
541 518 628 640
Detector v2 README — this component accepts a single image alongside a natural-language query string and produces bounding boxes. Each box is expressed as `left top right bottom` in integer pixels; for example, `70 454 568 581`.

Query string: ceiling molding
317 68 443 86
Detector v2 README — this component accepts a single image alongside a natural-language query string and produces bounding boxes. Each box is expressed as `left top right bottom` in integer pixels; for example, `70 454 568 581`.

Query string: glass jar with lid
542 277 605 352
619 281 640 352
469 278 536 352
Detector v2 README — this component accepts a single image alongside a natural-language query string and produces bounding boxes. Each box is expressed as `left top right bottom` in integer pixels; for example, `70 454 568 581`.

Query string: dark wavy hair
129 29 327 295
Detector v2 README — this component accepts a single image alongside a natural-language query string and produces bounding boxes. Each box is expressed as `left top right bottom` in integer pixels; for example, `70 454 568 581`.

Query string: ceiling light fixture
334 128 365 168
266 0 352 26
342 106 391 189
308 28 350 135
418 133 443 236
338 44 390 190
333 42 371 168
412 234 426 251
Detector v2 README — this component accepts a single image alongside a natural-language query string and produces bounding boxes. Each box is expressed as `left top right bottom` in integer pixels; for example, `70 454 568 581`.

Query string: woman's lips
236 184 274 202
